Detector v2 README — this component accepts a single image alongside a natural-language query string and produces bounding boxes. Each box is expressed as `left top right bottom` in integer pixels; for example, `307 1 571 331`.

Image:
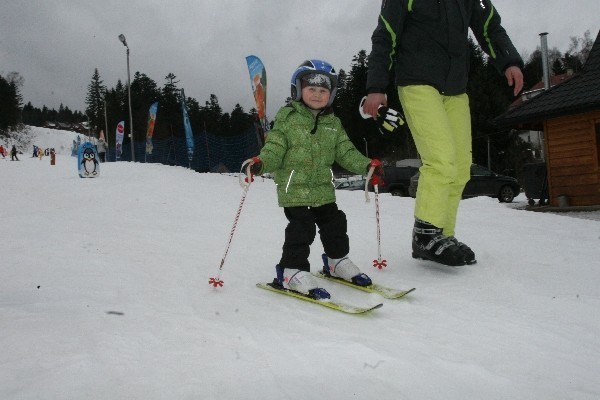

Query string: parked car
374 166 420 196
408 164 520 203
335 179 367 191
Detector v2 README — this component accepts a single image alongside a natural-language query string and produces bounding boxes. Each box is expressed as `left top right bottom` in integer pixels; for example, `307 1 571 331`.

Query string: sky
1 0 598 119
1 126 600 399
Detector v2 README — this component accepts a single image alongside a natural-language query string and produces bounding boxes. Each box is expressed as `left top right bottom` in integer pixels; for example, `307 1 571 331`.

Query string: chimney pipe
540 32 550 90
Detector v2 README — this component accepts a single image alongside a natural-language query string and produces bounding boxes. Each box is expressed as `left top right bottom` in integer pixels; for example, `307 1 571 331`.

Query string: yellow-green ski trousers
398 85 472 237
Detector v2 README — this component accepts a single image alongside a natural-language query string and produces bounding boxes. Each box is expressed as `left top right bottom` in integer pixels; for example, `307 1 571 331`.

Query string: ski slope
1 127 599 399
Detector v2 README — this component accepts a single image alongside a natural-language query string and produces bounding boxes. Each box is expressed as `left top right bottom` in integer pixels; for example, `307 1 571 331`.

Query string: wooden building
496 30 600 207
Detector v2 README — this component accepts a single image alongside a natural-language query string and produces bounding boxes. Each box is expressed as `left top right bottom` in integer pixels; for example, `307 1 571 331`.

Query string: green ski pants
398 85 472 237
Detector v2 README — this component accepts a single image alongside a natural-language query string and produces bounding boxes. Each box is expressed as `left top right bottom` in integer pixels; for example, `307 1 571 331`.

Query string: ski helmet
290 59 338 107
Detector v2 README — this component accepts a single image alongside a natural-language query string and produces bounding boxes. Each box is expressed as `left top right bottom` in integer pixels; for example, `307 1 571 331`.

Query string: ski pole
209 159 255 287
365 166 387 269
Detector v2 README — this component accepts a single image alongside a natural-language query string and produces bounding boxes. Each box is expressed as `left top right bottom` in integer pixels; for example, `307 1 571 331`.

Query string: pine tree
102 82 127 149
158 73 182 140
0 73 22 133
85 68 106 136
131 72 160 142
230 104 252 135
202 94 223 134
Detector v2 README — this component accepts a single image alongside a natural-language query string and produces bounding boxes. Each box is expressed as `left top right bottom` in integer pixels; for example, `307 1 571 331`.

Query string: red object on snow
209 277 224 287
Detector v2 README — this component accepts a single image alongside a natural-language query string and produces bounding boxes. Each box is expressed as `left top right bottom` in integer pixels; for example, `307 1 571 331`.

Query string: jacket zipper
310 109 325 135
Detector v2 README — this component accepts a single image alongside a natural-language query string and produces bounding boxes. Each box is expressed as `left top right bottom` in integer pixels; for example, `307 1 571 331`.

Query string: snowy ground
1 127 599 399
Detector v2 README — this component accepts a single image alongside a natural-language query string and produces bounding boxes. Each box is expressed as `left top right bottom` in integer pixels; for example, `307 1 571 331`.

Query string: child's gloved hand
369 159 384 186
249 156 262 175
241 156 262 184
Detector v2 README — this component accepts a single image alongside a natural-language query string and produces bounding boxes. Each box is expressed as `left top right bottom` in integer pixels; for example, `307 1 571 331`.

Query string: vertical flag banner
146 101 159 156
181 90 194 167
115 121 125 160
245 55 268 145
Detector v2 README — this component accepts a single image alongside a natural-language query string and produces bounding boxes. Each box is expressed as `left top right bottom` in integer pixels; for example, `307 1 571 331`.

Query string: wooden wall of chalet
544 110 600 206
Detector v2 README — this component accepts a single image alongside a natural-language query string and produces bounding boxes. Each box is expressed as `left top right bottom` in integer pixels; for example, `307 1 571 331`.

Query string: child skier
247 59 383 299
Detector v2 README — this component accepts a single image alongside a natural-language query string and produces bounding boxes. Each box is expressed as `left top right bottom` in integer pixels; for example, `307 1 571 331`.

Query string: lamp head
118 34 128 47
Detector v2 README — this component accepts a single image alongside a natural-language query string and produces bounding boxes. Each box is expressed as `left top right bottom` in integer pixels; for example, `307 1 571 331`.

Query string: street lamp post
118 34 135 162
103 93 109 161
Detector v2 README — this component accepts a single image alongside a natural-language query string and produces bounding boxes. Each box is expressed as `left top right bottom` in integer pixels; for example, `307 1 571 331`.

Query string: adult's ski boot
449 237 477 264
412 219 466 267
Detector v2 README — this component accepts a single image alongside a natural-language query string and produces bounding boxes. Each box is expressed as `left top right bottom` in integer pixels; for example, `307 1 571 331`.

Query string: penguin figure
81 147 99 176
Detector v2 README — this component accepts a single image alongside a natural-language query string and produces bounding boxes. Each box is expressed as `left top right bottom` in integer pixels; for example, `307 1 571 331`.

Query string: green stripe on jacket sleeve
379 14 397 71
483 6 497 59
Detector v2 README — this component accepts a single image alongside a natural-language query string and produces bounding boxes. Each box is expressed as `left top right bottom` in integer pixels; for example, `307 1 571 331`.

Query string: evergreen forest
1 31 593 175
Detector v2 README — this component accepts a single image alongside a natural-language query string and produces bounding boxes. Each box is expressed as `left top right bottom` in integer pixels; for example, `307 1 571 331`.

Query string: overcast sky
1 0 598 119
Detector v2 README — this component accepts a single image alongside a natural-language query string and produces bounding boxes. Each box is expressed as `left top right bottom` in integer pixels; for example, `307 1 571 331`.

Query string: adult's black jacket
367 0 523 96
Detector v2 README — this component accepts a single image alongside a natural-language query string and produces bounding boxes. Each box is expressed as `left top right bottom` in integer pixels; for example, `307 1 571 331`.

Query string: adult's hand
505 66 524 96
362 93 387 119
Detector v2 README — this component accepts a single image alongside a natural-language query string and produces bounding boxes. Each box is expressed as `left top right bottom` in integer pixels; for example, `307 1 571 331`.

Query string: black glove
359 96 405 135
376 106 405 135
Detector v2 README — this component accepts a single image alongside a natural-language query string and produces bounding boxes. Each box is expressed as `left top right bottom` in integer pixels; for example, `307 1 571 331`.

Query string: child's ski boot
321 254 372 287
275 265 330 299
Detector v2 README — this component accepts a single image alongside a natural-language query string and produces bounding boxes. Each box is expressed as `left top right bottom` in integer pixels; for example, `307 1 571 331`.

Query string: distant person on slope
11 145 19 161
97 137 107 162
245 59 383 299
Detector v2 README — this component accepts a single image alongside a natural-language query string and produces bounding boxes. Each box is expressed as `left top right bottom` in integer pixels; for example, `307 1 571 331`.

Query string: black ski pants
279 202 349 272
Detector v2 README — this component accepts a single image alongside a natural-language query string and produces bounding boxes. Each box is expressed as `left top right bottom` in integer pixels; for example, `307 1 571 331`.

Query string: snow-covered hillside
0 125 87 157
1 127 599 399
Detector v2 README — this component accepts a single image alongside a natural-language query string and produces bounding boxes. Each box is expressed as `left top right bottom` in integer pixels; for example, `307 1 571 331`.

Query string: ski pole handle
239 158 256 188
365 165 375 203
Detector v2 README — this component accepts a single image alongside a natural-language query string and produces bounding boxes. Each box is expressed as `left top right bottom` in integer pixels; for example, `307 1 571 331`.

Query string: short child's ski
256 282 383 314
313 272 415 299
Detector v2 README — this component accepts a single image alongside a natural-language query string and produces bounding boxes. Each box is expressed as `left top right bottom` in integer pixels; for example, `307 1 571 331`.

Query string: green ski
256 282 383 314
313 272 415 299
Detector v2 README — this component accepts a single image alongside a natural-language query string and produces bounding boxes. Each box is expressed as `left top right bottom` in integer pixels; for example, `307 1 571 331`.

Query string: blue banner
181 90 194 165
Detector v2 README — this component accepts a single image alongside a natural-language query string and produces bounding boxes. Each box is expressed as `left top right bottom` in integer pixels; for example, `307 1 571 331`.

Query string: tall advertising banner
145 101 159 157
245 55 268 145
181 90 194 167
115 121 125 160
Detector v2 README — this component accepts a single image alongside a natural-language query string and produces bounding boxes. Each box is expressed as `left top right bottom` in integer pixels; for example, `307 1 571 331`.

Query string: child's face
301 86 331 110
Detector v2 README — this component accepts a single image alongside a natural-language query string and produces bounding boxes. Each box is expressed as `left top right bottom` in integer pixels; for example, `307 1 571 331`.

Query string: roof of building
508 71 577 109
495 30 600 128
